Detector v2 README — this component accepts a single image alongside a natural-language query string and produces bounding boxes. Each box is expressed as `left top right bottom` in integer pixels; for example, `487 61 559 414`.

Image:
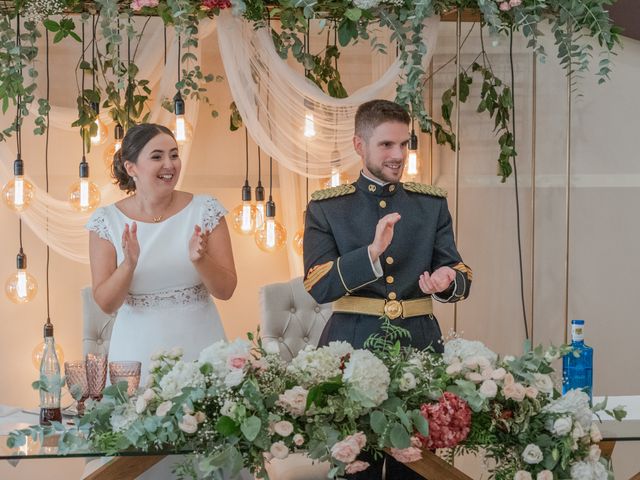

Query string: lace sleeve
201 196 228 231
85 208 113 244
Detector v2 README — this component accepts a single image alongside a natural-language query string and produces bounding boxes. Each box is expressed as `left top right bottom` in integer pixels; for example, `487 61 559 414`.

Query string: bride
86 123 238 478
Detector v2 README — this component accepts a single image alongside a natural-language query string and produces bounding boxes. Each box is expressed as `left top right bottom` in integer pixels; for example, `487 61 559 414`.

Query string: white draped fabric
0 19 217 263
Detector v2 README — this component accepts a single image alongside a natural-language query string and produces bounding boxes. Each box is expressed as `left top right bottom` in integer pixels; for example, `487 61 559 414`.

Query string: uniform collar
357 171 400 197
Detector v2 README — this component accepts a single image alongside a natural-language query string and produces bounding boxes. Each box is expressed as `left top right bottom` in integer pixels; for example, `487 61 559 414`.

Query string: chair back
259 277 332 362
82 286 116 357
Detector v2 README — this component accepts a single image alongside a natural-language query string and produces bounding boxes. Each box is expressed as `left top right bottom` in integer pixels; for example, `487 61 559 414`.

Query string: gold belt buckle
384 299 403 320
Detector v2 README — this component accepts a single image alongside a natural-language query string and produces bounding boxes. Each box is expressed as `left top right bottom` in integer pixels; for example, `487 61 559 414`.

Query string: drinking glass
109 361 141 396
85 353 108 400
64 361 89 416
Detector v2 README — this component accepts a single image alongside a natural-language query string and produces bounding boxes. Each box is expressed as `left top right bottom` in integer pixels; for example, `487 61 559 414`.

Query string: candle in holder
85 353 108 400
109 361 141 396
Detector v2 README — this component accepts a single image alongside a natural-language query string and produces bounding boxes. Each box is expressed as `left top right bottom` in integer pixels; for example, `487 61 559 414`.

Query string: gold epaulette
310 184 356 201
403 182 448 198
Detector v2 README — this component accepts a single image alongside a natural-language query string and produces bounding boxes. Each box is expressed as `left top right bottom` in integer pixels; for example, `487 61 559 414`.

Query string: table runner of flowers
7 320 626 480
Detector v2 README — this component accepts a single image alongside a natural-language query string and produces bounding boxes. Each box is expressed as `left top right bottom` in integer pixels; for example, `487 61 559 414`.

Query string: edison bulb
103 139 123 169
293 228 304 256
231 201 259 235
5 268 38 304
323 168 344 188
69 178 101 212
254 201 265 229
255 217 287 253
406 149 419 177
304 112 316 138
89 118 109 146
2 176 35 212
172 115 193 145
32 341 64 370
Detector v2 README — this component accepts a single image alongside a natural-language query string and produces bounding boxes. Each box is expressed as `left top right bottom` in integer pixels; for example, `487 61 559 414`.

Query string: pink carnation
201 0 231 9
418 392 472 449
389 437 423 463
499 1 511 11
131 0 158 11
345 460 370 474
330 432 367 464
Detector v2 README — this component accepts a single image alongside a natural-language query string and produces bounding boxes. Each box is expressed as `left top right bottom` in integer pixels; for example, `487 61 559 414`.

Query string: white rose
590 423 603 442
514 471 532 480
142 388 156 402
463 357 479 369
588 444 601 462
135 396 148 414
178 414 198 434
224 369 245 388
274 421 294 437
149 360 161 371
476 356 492 370
479 380 498 398
264 341 281 355
150 351 162 361
170 347 183 359
533 373 554 394
293 434 305 446
552 417 573 436
465 372 484 383
446 362 463 375
537 471 553 480
195 411 206 423
572 422 585 440
491 367 506 381
156 400 173 417
399 372 417 391
221 400 237 417
522 444 543 464
270 441 289 460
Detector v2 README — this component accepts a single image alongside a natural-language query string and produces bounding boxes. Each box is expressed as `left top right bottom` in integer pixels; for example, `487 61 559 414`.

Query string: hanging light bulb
171 92 193 145
254 180 265 229
89 102 108 146
303 99 316 138
404 129 420 180
231 181 259 235
31 340 64 371
69 156 101 212
2 154 35 212
5 248 37 304
255 198 287 253
103 123 124 169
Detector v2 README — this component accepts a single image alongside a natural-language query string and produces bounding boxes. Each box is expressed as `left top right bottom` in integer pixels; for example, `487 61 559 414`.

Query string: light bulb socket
241 180 252 201
16 250 26 269
173 92 185 116
90 101 100 115
43 322 54 338
114 123 124 140
79 158 90 178
13 156 24 176
409 131 418 151
255 182 265 202
266 199 276 218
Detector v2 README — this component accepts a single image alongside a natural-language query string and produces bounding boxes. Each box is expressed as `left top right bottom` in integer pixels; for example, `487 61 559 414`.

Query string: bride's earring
132 175 138 182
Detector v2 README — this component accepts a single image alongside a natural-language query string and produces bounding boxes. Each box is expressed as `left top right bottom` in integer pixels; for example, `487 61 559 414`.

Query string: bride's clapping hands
121 222 140 269
189 225 210 262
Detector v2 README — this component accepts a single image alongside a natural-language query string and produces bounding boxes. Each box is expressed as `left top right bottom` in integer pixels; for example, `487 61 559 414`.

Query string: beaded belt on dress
124 284 211 309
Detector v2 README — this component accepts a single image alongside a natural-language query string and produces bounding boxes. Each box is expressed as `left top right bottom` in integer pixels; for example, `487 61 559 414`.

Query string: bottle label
571 323 584 342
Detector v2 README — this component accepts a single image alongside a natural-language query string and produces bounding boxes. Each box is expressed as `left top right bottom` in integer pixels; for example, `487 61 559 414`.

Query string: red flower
201 0 231 9
418 392 472 449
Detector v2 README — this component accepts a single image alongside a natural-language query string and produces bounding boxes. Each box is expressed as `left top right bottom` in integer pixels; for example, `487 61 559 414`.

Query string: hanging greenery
0 0 621 177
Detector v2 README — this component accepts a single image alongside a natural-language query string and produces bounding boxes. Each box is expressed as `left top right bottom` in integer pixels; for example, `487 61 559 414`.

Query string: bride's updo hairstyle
112 123 176 194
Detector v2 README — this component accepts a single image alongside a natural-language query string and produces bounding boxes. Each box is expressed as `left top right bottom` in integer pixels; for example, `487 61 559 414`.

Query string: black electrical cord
45 28 51 323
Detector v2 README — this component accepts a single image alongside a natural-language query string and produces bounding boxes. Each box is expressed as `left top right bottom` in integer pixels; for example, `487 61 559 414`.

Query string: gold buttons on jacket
368 184 377 192
386 257 394 265
388 292 397 300
379 200 387 208
386 276 394 284
389 185 396 192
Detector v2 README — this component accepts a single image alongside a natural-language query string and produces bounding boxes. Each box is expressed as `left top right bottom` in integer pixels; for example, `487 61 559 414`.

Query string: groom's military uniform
303 173 472 352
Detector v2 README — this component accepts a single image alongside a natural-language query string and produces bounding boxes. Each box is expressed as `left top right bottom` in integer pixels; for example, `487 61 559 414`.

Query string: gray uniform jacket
303 173 472 351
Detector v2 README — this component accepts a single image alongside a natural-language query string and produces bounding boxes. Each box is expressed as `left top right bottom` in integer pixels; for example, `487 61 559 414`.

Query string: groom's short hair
355 100 410 141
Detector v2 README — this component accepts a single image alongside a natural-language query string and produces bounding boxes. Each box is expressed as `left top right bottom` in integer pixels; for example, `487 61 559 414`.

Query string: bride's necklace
137 192 175 223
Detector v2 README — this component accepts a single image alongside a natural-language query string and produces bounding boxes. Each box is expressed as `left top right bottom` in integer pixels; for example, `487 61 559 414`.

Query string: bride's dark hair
112 123 176 193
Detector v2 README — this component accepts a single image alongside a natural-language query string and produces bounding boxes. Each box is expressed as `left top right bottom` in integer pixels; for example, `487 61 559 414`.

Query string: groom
302 99 472 479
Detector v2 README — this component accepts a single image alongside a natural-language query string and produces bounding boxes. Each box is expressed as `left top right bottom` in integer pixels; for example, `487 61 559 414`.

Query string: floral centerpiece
8 321 626 480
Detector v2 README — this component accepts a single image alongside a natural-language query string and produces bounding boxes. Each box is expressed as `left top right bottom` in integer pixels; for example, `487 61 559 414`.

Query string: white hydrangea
570 460 608 480
343 350 390 407
159 360 206 400
325 341 354 359
287 345 344 387
443 339 498 366
543 389 592 431
353 0 381 9
109 400 139 432
198 339 251 381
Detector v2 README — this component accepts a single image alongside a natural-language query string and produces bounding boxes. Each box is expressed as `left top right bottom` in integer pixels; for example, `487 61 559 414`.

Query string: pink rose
514 471 532 480
345 460 370 474
465 372 484 383
351 431 367 450
503 382 526 402
389 446 422 463
270 441 289 460
525 386 538 399
277 387 308 417
293 434 305 446
178 414 198 434
228 355 248 370
499 1 511 11
195 411 206 423
274 420 294 437
537 470 553 480
509 0 522 6
491 368 506 381
331 437 361 464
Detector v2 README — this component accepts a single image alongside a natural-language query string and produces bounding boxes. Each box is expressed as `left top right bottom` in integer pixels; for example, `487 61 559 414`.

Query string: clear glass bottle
39 322 62 425
562 319 593 401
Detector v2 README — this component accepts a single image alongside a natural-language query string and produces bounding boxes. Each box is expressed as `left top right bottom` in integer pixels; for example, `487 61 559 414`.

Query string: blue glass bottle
562 319 593 401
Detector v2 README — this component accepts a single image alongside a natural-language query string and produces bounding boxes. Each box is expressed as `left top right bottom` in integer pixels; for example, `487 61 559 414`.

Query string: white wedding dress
85 194 248 479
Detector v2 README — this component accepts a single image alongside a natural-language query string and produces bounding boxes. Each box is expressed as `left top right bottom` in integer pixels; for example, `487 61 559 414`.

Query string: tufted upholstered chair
82 286 116 357
259 277 332 480
259 277 332 362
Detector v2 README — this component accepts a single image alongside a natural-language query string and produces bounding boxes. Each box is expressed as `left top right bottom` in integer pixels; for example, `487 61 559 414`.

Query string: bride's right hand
121 222 140 269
